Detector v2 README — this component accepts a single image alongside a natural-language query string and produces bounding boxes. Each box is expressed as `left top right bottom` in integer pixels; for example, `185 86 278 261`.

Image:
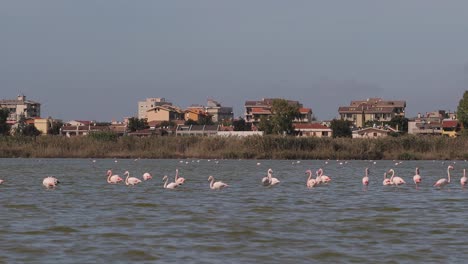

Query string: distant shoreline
1 135 467 160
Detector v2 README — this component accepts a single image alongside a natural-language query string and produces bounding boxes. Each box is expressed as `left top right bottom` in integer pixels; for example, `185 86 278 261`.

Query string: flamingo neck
389 170 395 181
164 177 168 188
175 169 179 180
210 177 215 188
365 168 368 177
307 171 312 181
107 171 112 183
125 172 130 185
447 167 452 183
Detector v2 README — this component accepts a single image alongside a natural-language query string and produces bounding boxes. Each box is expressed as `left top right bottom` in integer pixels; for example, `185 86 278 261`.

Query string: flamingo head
268 168 273 174
448 165 454 170
208 176 214 181
162 175 168 181
106 170 112 175
305 169 312 175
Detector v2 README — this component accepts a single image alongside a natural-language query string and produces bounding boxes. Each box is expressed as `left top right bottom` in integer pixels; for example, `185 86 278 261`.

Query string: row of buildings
0 94 461 138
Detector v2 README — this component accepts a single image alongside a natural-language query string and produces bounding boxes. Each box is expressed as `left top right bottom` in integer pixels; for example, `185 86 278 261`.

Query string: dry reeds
1 134 468 160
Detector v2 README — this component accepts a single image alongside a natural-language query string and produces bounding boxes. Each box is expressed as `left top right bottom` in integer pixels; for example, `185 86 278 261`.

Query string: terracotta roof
294 123 330 130
299 108 312 113
442 120 459 128
353 127 390 135
251 107 271 114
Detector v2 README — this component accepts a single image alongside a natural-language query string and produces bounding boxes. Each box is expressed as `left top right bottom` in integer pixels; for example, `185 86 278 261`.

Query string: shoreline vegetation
1 134 468 160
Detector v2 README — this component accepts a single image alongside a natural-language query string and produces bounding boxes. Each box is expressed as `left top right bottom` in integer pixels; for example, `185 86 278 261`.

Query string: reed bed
0 134 467 160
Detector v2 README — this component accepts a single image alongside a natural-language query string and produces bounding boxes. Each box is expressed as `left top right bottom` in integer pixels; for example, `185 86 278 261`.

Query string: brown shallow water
1 158 468 263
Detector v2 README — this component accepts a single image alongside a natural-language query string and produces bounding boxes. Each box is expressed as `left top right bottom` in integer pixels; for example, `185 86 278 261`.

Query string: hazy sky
2 1 468 121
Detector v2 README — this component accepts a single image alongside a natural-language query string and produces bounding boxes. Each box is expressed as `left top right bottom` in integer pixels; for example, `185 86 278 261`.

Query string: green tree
386 116 408 133
0 108 10 135
198 114 214 125
233 117 251 131
331 119 352 138
270 99 301 135
184 119 198 126
127 117 149 132
257 116 273 134
457 91 468 131
48 120 63 135
14 115 41 137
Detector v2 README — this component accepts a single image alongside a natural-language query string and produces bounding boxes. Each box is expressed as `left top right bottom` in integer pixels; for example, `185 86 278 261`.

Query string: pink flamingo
306 169 317 188
461 169 467 187
433 165 453 188
362 168 369 186
383 172 392 186
413 167 422 187
388 169 405 186
142 172 152 181
175 169 185 185
0 179 4 184
262 168 280 186
162 175 179 189
43 176 59 188
106 170 123 184
208 176 228 190
317 168 331 184
124 171 142 186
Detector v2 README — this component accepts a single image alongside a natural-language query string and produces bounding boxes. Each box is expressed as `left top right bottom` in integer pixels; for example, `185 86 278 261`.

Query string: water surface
1 158 467 263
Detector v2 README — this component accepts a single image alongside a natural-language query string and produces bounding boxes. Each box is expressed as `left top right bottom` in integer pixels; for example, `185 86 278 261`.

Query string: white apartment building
137 98 172 119
0 95 41 123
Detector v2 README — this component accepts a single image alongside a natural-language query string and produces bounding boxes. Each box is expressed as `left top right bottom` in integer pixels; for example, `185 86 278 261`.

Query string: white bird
124 171 141 186
43 176 59 188
306 169 317 188
317 168 331 184
262 168 280 186
362 168 369 186
388 169 405 186
174 169 185 185
383 172 392 186
106 170 123 184
162 175 179 189
434 165 453 188
461 169 467 187
207 176 228 190
142 172 152 181
0 179 4 184
413 167 422 187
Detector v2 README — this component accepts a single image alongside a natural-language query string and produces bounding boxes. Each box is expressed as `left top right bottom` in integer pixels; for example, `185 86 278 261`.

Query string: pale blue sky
1 1 467 121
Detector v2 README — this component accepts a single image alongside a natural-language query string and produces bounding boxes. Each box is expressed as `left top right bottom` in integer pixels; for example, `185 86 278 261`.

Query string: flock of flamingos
0 161 465 190
20 163 468 190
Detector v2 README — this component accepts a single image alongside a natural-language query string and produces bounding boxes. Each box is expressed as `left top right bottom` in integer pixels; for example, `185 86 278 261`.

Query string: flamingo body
383 172 392 186
175 169 185 185
106 170 123 184
362 168 369 186
142 172 152 181
262 168 280 186
43 176 59 188
163 175 179 189
388 169 405 186
124 171 142 186
306 169 318 188
433 165 453 188
461 169 467 187
208 176 228 190
317 168 331 184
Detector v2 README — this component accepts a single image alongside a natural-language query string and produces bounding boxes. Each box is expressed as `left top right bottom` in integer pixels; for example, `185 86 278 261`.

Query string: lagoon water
1 158 468 263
